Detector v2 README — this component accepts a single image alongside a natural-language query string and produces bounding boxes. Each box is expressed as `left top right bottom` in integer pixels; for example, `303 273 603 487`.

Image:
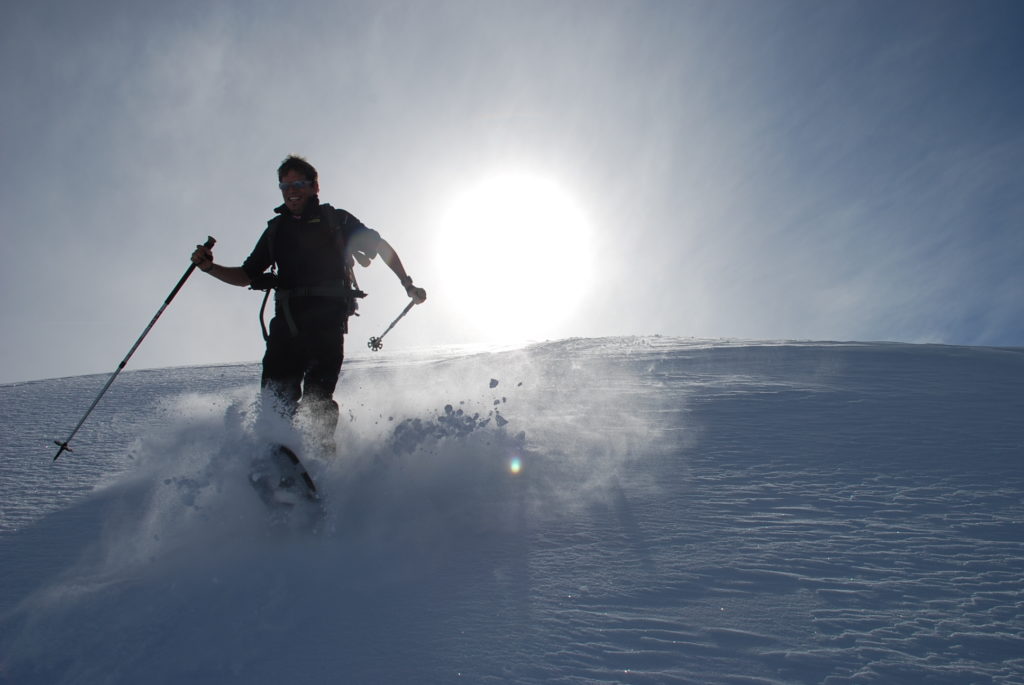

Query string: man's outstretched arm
376 238 426 304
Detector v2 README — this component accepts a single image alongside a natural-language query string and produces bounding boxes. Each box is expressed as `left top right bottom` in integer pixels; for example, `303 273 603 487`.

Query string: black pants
261 299 346 430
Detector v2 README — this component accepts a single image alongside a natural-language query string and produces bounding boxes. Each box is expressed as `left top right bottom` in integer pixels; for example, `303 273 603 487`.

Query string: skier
191 155 426 455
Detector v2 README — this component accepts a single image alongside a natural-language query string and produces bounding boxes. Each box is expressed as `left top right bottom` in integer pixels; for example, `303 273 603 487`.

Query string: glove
407 285 427 304
191 244 214 272
401 276 427 304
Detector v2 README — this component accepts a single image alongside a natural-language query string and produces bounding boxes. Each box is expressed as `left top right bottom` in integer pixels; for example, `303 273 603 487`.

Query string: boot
299 398 339 458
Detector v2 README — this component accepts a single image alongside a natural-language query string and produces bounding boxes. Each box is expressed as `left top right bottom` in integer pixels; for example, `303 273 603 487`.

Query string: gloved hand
407 285 427 304
401 276 427 304
191 244 214 272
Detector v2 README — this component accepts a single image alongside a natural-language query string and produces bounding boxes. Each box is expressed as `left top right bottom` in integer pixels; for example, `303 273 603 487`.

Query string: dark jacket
243 198 381 335
241 197 381 290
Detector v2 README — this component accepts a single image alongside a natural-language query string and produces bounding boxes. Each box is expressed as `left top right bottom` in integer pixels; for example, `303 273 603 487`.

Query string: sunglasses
279 180 314 191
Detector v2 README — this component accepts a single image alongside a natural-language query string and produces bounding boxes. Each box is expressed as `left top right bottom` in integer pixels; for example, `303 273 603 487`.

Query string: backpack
254 203 369 339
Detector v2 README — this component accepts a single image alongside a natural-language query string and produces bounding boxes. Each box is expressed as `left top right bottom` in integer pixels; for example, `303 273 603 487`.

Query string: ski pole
367 299 416 352
53 236 216 461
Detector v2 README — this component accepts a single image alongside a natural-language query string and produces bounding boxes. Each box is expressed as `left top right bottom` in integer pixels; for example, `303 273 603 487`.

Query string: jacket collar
274 196 321 220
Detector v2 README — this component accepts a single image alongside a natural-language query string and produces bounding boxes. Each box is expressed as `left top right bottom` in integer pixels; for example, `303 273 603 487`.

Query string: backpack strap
320 203 366 292
265 215 282 268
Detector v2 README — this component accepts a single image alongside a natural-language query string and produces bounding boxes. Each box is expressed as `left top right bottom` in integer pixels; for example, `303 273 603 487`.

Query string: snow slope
1 338 1022 684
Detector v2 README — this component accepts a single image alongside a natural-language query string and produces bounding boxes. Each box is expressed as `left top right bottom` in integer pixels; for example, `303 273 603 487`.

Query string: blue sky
1 0 1022 383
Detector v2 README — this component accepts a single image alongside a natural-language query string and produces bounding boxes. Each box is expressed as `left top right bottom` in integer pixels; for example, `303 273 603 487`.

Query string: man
191 155 426 454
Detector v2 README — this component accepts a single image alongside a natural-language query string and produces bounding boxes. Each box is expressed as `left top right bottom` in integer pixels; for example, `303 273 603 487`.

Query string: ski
250 443 319 510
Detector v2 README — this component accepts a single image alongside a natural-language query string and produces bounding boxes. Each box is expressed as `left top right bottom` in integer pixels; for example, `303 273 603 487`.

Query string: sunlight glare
436 172 594 341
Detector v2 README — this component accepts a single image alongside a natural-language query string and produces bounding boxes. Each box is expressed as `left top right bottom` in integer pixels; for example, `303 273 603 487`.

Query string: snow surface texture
1 338 1023 684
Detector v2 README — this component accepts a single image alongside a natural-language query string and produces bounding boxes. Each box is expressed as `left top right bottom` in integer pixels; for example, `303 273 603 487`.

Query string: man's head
278 155 317 183
278 155 319 216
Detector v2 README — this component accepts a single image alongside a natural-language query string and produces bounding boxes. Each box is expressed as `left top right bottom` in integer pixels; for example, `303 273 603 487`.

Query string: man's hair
277 155 318 182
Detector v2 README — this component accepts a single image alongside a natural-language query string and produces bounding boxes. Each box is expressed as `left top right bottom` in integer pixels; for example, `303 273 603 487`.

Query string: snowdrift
1 337 1022 684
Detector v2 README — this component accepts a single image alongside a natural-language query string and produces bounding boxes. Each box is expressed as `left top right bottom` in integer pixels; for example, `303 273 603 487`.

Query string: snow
1 337 1023 684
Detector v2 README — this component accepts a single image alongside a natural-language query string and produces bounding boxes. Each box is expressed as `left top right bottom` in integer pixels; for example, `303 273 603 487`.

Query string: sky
1 0 1022 383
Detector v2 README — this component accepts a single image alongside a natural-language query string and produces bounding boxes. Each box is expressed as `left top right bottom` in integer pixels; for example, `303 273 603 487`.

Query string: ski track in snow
1 337 1023 684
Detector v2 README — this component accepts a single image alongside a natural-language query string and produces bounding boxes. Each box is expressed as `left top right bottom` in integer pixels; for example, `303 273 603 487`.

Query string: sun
435 172 594 341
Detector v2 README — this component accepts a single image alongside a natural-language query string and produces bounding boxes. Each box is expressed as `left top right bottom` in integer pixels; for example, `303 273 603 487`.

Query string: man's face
279 169 318 216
